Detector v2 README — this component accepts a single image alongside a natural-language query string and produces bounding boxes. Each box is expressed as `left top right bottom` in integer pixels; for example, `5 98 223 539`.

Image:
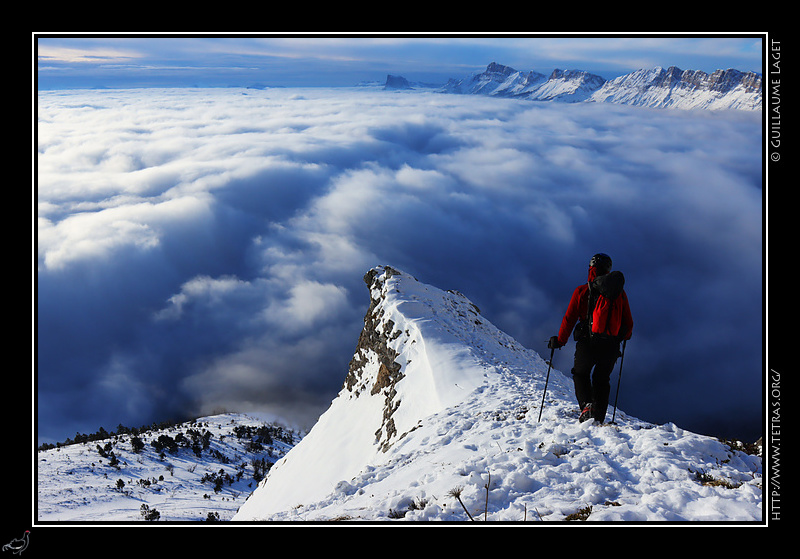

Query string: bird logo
2 531 29 555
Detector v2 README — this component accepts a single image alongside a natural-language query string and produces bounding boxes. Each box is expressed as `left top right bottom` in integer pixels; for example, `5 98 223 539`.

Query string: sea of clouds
36 86 762 443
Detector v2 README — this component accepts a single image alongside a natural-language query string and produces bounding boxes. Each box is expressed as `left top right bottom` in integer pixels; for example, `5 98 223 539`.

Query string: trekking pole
538 345 556 423
610 340 627 424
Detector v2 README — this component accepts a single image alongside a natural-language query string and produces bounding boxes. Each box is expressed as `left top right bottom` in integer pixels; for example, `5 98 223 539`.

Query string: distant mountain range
384 62 762 111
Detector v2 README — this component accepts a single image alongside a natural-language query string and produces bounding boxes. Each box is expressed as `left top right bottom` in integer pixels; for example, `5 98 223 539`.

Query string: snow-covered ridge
590 66 763 110
233 266 762 522
427 62 762 110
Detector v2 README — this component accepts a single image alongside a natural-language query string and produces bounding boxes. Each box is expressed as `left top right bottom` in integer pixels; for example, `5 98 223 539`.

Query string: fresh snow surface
233 267 762 523
37 413 297 522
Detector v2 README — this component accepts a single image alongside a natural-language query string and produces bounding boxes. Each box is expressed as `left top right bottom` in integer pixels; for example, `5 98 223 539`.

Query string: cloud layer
36 87 763 442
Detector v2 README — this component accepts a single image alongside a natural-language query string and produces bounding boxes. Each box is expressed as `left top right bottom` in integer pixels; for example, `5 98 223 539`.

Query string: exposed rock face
384 74 412 90
344 266 405 451
345 267 403 394
483 61 518 80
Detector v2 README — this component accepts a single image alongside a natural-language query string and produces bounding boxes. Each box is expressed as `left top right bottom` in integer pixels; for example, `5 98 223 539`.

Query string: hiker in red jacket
548 253 633 423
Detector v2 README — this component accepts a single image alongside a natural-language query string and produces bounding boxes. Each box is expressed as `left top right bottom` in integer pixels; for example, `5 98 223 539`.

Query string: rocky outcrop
344 266 406 451
383 74 413 90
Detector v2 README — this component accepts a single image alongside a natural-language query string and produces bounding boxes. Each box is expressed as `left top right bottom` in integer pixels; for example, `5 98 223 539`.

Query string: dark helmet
590 253 612 274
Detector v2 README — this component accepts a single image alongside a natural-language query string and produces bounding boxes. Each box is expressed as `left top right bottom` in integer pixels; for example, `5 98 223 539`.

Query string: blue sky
35 34 765 89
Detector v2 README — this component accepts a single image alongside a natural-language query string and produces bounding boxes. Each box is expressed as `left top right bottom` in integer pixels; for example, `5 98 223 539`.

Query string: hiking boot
579 404 593 423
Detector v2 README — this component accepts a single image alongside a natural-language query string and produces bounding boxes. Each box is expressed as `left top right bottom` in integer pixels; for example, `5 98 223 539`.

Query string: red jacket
557 267 633 346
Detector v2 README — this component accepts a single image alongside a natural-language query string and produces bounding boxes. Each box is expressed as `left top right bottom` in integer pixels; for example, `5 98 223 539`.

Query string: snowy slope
524 69 607 102
233 266 762 522
37 413 298 522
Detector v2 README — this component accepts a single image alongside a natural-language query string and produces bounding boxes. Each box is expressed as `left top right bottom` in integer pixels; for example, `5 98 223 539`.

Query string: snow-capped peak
233 266 762 522
436 62 761 110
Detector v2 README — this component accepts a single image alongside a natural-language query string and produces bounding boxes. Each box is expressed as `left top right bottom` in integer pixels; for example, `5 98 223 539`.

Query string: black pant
571 337 621 422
